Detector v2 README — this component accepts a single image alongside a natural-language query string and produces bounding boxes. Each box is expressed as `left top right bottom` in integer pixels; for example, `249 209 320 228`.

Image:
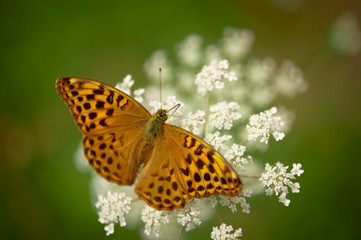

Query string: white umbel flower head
115 74 134 95
329 12 361 56
209 101 242 130
247 57 275 85
205 131 232 153
246 107 285 144
141 206 170 238
181 110 206 136
211 189 252 214
221 27 254 61
143 50 173 83
260 162 304 206
211 223 243 240
95 191 132 235
176 200 202 231
273 60 308 98
175 34 203 67
195 59 238 95
134 88 145 103
224 144 252 170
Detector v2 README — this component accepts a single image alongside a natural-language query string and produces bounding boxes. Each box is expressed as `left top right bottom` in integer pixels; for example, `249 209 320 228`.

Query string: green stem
201 91 211 138
215 208 224 225
131 198 141 204
239 139 249 146
176 227 184 240
238 175 261 179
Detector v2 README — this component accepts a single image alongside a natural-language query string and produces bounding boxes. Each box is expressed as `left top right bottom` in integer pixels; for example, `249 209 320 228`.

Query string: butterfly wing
135 124 243 211
56 77 151 185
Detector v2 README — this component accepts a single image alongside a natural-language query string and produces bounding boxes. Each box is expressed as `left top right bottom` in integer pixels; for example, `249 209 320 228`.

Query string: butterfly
56 77 243 210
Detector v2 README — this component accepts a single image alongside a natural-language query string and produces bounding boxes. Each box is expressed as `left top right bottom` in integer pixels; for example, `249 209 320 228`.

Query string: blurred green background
1 0 360 239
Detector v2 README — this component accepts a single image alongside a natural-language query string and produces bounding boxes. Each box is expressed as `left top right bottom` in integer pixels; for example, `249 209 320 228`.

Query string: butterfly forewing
56 77 150 185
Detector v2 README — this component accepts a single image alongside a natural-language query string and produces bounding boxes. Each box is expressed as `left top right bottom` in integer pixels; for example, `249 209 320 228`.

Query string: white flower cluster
221 27 254 61
181 110 205 136
211 223 243 240
260 162 304 206
328 12 361 56
141 206 170 238
274 60 307 98
176 34 203 67
224 144 252 170
210 189 252 214
176 200 202 231
115 74 134 95
246 107 285 144
195 59 238 95
209 101 242 130
205 131 232 152
115 74 145 103
143 50 173 83
95 191 132 236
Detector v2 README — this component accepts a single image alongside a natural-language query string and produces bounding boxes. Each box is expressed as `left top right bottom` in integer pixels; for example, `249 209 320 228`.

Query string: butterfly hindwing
135 135 187 210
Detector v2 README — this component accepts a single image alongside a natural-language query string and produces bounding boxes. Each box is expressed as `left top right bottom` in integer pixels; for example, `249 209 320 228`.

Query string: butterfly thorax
144 109 168 146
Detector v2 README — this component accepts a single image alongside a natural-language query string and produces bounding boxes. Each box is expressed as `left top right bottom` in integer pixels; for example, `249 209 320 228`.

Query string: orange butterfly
56 77 243 210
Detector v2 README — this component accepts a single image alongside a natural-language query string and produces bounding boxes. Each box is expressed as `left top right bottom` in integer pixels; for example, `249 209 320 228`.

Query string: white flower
143 50 173 83
141 206 170 238
95 191 132 235
195 59 238 95
176 200 202 231
224 144 253 170
205 44 222 63
221 27 254 61
211 223 243 240
328 12 361 56
175 34 203 67
181 110 205 136
149 96 183 113
273 60 308 98
260 162 303 206
205 131 232 153
246 107 285 144
211 190 252 214
209 101 242 130
247 57 275 85
134 88 145 103
115 74 134 95
291 163 304 176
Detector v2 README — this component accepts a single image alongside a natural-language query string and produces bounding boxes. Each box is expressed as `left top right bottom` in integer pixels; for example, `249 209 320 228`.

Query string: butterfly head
154 109 168 123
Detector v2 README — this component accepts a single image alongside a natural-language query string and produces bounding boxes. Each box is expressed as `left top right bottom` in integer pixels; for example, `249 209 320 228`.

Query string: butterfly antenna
167 103 181 117
159 67 163 109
